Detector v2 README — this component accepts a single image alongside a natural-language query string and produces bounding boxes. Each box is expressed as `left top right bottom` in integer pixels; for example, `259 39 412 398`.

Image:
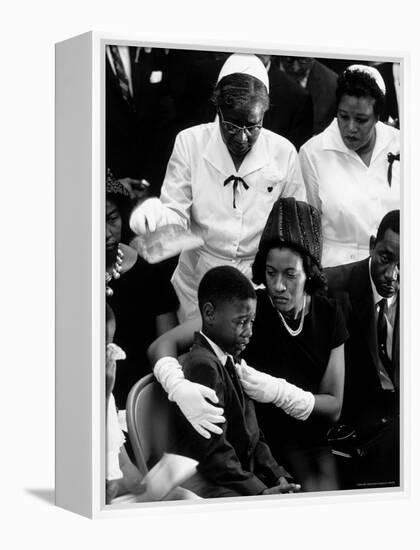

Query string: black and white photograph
104 44 401 505
6 0 420 546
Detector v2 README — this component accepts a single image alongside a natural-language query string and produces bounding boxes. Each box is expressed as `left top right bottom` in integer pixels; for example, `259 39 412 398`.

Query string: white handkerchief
106 393 125 481
143 453 198 501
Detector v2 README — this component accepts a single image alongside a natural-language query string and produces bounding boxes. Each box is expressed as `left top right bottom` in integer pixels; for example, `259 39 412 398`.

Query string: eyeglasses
218 109 264 137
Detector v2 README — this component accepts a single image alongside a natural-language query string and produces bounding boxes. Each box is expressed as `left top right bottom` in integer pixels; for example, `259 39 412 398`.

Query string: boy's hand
262 477 301 495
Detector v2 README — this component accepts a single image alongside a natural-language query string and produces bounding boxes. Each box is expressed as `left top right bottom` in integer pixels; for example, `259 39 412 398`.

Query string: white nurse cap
217 54 269 92
346 64 386 96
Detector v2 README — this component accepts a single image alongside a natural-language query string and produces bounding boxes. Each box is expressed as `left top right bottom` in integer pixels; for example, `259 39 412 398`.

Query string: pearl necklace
106 246 124 297
275 294 307 337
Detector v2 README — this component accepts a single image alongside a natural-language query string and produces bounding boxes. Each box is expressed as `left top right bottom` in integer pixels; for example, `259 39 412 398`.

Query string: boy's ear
202 301 216 324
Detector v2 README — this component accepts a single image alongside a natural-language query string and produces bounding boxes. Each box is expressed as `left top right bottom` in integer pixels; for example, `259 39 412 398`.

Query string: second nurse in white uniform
299 65 400 268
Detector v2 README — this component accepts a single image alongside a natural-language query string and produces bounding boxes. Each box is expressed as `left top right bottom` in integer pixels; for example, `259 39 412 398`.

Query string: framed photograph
55 32 406 518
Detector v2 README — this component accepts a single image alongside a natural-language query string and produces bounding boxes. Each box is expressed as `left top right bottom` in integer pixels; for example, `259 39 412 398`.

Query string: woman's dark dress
107 255 179 409
244 289 348 474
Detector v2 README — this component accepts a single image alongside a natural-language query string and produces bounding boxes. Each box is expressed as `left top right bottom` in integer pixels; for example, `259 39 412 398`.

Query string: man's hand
118 177 150 201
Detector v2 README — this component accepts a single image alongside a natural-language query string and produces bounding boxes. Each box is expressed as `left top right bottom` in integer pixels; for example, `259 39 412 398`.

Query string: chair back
126 374 177 477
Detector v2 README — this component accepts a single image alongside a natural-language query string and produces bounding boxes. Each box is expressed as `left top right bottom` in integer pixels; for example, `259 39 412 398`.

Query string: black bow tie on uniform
387 153 400 187
224 175 249 209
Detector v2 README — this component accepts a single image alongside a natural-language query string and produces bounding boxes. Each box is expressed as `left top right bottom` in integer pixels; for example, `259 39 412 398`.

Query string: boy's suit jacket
173 332 288 497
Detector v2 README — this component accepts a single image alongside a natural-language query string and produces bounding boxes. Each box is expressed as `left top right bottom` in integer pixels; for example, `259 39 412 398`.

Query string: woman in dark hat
237 198 347 489
149 198 347 490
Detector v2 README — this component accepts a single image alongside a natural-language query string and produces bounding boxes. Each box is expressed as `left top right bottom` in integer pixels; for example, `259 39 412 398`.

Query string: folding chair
125 374 178 477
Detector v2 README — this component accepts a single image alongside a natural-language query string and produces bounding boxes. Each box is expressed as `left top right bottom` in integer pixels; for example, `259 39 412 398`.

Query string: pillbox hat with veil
258 197 323 266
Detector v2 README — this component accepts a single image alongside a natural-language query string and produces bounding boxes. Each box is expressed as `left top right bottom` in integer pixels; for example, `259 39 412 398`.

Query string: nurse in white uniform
299 65 400 268
130 54 306 321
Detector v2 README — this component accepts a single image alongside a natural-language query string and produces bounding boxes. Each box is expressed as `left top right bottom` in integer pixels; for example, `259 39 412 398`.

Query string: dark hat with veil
258 197 322 266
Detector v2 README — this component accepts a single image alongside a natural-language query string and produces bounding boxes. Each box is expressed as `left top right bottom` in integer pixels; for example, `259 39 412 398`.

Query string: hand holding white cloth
129 197 181 234
236 360 315 421
154 357 226 439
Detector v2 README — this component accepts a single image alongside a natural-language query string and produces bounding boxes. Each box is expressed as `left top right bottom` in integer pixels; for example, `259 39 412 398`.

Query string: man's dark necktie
224 175 249 208
110 46 132 104
377 298 393 377
387 153 400 187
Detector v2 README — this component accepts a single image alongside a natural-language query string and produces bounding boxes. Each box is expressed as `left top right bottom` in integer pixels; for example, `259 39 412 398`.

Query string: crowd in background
106 48 400 196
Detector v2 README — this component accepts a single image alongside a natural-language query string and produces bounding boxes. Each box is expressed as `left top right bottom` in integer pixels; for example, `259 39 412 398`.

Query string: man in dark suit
280 56 337 135
262 55 314 150
106 45 174 195
376 62 400 128
325 210 400 487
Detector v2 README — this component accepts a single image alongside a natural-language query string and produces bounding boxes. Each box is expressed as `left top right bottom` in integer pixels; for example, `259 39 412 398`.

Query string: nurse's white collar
321 119 397 164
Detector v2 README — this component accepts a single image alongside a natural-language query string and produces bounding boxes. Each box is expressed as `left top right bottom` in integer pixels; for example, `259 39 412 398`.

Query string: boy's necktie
225 356 244 406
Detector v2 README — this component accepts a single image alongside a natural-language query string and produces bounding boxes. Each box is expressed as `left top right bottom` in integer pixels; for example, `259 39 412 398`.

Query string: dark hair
336 68 386 118
252 238 327 295
212 73 270 113
198 266 256 312
376 209 400 242
106 169 135 243
106 193 135 245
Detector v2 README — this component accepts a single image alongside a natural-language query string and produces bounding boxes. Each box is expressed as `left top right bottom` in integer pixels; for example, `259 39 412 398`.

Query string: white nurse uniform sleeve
299 144 322 212
159 131 195 230
282 147 307 202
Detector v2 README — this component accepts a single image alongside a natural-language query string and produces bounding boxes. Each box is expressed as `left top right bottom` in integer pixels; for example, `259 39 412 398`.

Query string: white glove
236 360 315 421
129 197 180 234
154 357 226 439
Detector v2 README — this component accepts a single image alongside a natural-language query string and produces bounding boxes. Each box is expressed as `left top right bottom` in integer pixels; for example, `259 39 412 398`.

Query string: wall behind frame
3 0 419 547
